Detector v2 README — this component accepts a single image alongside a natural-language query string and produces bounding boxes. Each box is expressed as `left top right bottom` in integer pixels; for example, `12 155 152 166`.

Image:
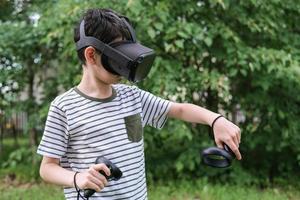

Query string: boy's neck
77 71 113 99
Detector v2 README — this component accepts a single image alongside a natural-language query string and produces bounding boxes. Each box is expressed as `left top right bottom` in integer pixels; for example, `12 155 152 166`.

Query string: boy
37 8 241 200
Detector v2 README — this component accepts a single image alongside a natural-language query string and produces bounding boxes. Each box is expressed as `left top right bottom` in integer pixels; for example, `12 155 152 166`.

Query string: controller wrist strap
74 172 89 200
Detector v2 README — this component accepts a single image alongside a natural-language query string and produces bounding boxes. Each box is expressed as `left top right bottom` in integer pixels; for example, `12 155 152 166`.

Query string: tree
0 0 49 157
1 0 299 184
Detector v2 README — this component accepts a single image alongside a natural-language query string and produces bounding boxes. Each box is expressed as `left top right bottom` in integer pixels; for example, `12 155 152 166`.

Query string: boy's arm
40 156 75 187
40 156 110 192
168 102 242 160
38 102 110 192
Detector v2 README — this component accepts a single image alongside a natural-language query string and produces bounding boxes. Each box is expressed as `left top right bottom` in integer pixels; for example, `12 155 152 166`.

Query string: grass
148 180 300 200
0 179 299 200
0 182 64 200
1 137 300 199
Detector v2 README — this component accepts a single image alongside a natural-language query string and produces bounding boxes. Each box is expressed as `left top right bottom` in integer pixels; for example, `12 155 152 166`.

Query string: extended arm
168 102 242 160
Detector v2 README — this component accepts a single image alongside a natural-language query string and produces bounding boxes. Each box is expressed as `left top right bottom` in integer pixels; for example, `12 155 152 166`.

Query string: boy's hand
75 164 111 192
212 117 242 160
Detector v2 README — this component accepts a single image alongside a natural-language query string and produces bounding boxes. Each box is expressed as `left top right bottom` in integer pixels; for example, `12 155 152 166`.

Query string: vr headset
75 15 156 82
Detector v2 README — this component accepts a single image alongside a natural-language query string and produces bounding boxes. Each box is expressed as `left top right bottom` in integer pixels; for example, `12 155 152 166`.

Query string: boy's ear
84 46 97 65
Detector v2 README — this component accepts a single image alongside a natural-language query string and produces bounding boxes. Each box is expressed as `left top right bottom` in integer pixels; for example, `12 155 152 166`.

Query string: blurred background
0 0 300 199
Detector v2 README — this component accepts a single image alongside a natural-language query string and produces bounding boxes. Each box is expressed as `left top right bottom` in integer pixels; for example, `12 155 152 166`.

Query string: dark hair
74 8 131 64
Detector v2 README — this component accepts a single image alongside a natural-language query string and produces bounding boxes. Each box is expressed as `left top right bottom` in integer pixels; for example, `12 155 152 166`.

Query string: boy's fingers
90 168 108 186
226 140 242 160
89 174 105 190
236 127 241 144
92 164 111 177
233 135 239 148
87 180 102 192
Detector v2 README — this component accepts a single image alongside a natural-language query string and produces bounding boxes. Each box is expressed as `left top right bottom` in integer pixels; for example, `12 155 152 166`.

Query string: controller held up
84 156 122 198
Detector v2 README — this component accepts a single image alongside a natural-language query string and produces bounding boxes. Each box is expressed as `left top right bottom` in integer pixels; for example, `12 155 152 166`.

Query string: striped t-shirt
37 84 172 200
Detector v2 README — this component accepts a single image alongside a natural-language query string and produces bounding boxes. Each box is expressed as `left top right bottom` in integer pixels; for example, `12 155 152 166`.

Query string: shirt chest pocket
124 114 143 142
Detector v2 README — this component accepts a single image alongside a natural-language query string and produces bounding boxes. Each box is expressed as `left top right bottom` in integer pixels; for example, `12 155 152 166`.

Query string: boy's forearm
168 103 220 126
40 157 75 188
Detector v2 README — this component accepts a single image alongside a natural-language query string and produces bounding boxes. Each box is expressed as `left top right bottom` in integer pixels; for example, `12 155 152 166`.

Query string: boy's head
74 8 156 83
74 8 131 65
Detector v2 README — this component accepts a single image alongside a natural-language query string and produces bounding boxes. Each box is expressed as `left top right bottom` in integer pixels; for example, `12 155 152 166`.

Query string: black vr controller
201 144 235 168
83 156 123 198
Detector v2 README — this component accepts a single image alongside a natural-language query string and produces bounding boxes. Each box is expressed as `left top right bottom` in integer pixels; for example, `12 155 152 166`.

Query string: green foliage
136 0 300 185
0 137 41 181
1 146 41 180
2 147 32 168
3 148 23 168
0 0 300 186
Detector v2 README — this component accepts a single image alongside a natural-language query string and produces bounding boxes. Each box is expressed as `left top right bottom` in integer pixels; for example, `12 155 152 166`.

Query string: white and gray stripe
37 84 172 200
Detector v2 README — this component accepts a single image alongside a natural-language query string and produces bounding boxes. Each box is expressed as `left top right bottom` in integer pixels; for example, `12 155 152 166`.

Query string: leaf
240 69 247 76
147 28 156 39
175 161 184 172
175 40 184 49
153 22 163 31
178 31 189 39
204 37 213 47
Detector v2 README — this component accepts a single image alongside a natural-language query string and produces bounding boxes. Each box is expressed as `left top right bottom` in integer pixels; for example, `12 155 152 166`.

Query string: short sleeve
138 88 172 129
37 103 69 158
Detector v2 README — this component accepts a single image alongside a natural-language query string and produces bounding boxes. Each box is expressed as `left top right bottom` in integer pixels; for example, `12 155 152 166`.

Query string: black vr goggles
76 16 156 82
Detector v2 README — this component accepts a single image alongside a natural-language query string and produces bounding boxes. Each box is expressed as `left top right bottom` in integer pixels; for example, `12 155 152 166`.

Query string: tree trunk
11 123 19 148
206 87 219 138
0 100 3 155
231 105 237 125
27 64 38 147
206 87 218 113
29 128 38 148
0 121 3 155
27 63 39 166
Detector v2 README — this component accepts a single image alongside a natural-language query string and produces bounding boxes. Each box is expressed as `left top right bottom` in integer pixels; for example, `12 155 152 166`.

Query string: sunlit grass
148 180 300 200
1 137 300 200
0 182 64 200
0 180 299 200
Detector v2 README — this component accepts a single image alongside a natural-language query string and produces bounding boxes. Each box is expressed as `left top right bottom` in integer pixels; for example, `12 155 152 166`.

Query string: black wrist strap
211 115 223 132
74 172 89 200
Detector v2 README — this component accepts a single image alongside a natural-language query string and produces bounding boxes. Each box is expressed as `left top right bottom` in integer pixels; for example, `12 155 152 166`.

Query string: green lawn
148 180 300 200
0 180 299 200
1 138 299 200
